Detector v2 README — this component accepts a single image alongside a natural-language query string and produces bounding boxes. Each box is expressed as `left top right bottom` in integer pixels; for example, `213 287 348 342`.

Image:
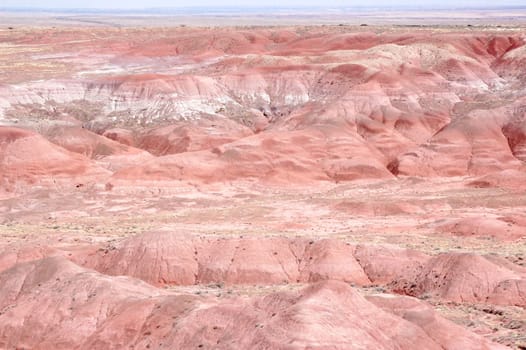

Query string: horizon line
2 5 526 11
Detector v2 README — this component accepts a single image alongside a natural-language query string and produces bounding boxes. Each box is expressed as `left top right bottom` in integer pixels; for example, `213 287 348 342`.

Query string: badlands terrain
0 20 526 349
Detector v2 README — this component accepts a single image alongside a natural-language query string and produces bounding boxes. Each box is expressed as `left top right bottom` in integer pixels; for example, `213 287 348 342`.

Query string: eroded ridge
0 24 525 349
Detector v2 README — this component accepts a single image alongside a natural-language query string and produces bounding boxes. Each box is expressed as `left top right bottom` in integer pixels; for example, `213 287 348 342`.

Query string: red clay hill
0 25 525 349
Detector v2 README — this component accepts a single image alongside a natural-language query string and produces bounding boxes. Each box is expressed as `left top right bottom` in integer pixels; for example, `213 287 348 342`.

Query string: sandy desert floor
0 18 525 349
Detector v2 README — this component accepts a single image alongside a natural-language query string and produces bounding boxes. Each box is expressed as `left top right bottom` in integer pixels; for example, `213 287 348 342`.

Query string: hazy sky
1 0 524 9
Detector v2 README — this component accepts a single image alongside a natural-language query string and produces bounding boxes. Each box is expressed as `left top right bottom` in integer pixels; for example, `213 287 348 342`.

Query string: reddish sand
0 24 525 349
